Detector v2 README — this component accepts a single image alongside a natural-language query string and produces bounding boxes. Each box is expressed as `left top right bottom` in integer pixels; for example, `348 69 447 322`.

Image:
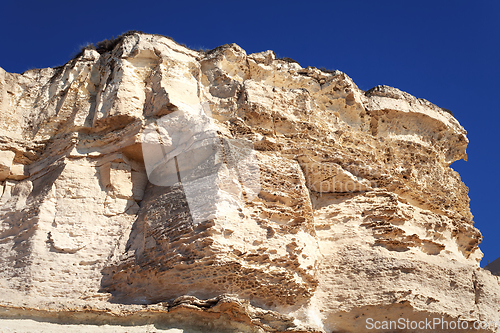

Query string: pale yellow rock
0 150 15 181
109 162 133 198
8 163 28 180
0 31 498 333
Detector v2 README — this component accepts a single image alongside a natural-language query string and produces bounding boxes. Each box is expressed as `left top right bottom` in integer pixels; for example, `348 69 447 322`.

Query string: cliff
486 258 500 276
0 32 499 332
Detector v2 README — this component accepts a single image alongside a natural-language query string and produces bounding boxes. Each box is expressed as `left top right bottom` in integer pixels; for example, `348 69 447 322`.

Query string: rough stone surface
0 32 499 332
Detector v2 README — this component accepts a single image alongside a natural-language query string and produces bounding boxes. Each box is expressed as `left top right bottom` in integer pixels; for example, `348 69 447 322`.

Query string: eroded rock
0 31 498 332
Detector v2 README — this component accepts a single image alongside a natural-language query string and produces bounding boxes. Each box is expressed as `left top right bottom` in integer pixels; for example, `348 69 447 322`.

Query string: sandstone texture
0 32 499 332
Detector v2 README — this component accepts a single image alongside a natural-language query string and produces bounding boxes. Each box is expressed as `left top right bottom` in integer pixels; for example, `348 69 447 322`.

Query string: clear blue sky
1 0 498 266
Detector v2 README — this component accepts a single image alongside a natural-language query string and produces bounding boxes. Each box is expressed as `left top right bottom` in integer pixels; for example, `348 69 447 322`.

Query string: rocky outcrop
0 32 499 332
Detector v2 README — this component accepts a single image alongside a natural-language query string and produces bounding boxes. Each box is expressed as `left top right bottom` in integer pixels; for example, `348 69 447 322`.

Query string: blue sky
1 0 498 266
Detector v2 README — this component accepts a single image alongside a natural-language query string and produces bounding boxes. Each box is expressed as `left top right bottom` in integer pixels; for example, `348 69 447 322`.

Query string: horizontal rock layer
0 32 499 332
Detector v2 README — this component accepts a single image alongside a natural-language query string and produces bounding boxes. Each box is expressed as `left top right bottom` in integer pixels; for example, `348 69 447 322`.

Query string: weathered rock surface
0 32 499 332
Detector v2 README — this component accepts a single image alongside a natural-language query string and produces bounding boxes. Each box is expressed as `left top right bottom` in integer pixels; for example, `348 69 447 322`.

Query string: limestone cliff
0 32 499 332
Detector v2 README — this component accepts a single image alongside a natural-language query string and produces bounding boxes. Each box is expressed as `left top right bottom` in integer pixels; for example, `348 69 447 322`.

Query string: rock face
0 31 499 332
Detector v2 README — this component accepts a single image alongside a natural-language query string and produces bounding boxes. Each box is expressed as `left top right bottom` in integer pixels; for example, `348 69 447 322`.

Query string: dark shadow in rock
100 181 200 304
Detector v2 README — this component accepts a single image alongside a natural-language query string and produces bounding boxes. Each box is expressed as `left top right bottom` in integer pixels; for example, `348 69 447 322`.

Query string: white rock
0 150 15 181
0 32 497 333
